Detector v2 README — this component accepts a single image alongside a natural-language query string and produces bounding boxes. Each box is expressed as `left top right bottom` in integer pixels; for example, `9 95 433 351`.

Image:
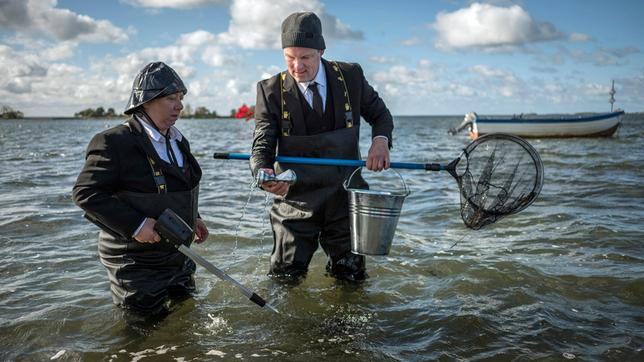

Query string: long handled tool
214 133 544 230
213 153 454 172
155 209 279 314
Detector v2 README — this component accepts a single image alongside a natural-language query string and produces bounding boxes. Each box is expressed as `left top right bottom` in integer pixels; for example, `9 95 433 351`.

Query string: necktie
165 134 178 166
308 82 323 116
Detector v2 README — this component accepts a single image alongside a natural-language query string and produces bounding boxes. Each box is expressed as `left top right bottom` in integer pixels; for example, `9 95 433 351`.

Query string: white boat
450 81 624 139
451 110 624 139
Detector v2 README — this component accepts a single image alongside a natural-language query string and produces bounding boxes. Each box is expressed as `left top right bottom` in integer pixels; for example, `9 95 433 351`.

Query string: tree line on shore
74 107 119 118
6 103 640 120
1 105 24 119
1 103 255 119
72 104 250 119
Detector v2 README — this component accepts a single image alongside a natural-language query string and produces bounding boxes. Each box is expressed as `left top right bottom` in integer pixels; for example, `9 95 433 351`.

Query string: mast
609 80 616 112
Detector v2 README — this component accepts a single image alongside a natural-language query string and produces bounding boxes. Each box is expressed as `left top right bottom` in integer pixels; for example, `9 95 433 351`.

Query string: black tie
165 134 179 167
308 82 323 116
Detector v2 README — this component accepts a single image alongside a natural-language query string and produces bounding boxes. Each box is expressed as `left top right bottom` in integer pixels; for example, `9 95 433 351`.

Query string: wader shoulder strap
125 118 168 193
146 156 167 193
279 72 292 136
330 61 353 128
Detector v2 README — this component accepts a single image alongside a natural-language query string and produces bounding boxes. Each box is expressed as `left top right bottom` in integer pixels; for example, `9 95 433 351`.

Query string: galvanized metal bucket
343 168 410 256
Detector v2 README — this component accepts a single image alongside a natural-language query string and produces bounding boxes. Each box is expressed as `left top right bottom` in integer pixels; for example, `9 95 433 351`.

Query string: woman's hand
194 218 209 243
134 218 161 243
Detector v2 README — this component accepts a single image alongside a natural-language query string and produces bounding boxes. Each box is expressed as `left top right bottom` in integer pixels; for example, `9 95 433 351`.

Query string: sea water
0 116 642 360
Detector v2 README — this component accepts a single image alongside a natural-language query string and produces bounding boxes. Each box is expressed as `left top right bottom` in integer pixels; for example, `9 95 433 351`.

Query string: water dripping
252 192 274 275
228 180 256 271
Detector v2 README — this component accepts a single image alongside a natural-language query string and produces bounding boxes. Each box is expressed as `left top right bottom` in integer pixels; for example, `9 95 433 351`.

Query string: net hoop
456 133 544 229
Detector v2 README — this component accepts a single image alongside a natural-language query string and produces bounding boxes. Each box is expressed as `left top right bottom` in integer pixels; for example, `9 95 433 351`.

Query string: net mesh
453 133 543 229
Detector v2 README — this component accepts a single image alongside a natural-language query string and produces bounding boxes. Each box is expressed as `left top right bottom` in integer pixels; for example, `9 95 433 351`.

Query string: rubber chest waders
268 61 366 278
97 121 200 313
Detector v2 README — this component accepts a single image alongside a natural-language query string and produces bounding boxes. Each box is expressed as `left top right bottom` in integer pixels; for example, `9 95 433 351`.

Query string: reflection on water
0 116 643 361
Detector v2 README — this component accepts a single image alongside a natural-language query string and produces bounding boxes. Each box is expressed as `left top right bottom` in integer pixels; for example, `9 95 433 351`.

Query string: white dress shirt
132 114 186 236
296 60 327 112
135 114 184 167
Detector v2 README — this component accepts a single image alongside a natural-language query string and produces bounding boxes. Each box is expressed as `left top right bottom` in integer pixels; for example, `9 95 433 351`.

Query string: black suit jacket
72 117 202 238
250 59 393 175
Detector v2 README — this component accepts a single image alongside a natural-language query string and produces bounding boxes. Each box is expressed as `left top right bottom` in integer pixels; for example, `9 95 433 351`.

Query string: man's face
283 47 324 82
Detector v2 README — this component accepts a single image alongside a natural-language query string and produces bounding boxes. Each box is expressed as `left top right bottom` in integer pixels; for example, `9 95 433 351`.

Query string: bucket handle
343 167 410 197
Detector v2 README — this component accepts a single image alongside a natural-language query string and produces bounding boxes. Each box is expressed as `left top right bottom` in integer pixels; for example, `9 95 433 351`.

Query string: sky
0 0 642 117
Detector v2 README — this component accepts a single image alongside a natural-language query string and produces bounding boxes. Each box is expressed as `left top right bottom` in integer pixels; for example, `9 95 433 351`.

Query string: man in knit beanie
250 12 394 282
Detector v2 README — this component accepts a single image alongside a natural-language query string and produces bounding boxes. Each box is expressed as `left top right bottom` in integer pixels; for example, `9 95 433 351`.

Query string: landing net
453 133 543 229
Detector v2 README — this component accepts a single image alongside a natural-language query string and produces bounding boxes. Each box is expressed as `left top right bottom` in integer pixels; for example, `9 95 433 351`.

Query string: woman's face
143 92 184 133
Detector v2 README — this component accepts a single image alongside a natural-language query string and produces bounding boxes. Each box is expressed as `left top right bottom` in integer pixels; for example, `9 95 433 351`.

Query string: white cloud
318 13 363 41
125 29 221 67
372 60 437 86
432 2 562 51
369 56 396 64
0 0 128 43
0 22 257 116
546 46 641 67
401 37 421 47
258 65 282 80
569 32 591 42
178 30 218 46
0 44 48 94
469 65 517 83
366 59 558 114
219 0 362 49
467 64 520 98
202 45 229 67
0 0 368 115
122 0 229 9
226 79 240 95
40 41 77 61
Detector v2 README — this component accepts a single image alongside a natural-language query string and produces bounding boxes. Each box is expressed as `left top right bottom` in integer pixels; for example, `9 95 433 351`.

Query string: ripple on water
1 117 643 360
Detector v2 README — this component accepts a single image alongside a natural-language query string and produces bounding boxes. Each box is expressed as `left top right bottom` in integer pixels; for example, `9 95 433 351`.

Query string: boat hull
470 111 623 139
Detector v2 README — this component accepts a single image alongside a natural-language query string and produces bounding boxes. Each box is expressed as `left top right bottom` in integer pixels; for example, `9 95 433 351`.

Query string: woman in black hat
73 61 209 315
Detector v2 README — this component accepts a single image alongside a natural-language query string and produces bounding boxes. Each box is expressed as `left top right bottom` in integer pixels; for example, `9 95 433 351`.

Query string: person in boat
250 12 394 282
73 61 209 315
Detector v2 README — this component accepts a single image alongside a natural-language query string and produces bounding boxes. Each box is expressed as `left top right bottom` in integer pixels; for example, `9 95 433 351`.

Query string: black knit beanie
281 12 326 50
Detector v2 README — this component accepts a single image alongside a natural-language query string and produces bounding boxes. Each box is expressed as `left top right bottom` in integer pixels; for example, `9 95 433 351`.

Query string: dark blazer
73 117 202 238
250 59 393 175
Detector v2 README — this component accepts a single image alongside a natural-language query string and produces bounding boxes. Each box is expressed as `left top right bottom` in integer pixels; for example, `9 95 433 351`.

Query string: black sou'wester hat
124 62 187 115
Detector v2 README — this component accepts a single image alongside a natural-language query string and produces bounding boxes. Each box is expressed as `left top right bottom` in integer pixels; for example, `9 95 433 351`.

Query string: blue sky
1 0 642 116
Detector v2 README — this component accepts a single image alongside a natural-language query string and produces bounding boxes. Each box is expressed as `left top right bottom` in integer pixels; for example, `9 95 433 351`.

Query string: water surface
0 116 642 361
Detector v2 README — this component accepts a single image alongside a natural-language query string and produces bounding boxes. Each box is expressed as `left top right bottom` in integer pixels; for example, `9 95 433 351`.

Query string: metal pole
609 80 616 112
177 245 279 314
214 152 446 171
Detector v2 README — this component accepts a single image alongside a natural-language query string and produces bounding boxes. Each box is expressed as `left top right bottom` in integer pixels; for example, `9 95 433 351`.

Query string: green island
71 104 253 119
1 104 256 120
4 103 640 120
1 105 24 119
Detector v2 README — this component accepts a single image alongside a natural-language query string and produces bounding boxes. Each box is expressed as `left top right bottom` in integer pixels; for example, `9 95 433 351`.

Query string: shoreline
3 111 643 121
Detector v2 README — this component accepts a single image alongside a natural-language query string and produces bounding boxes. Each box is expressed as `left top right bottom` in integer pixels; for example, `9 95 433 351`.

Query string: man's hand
366 137 390 171
194 218 209 243
258 168 289 196
134 218 161 243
